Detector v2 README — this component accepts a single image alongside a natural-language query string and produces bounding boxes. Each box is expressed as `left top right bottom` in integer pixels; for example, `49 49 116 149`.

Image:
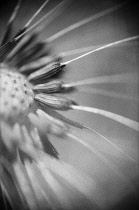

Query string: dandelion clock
0 0 138 210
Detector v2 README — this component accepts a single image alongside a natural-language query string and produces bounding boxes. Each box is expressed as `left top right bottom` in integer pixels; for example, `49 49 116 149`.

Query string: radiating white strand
67 133 137 185
24 0 50 28
0 157 27 207
15 141 135 195
71 105 139 132
63 35 139 65
22 125 34 145
30 128 44 150
8 0 21 24
0 122 22 150
37 161 74 209
60 45 103 57
13 160 38 210
47 2 125 42
84 126 137 163
78 87 139 102
24 161 52 209
36 108 137 161
41 155 95 203
25 161 56 210
63 73 138 88
60 41 139 57
6 34 33 61
36 0 72 33
43 146 133 198
14 0 71 41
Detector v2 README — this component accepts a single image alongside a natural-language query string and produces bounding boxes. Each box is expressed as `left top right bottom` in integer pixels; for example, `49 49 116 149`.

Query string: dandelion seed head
0 0 138 210
0 64 34 119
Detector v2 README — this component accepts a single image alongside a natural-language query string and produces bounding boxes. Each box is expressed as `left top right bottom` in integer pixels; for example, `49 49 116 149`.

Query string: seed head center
0 66 34 118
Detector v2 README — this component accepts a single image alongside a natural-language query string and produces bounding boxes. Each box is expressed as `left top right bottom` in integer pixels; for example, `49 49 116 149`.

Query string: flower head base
0 65 34 118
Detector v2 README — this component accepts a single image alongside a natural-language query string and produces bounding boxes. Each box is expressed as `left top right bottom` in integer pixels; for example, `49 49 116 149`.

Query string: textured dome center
0 65 34 118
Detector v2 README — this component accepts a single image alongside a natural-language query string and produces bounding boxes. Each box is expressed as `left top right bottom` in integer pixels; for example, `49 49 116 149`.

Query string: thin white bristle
47 2 125 42
14 0 71 41
8 0 21 24
1 0 21 45
68 133 101 156
37 0 72 33
24 0 49 28
71 105 139 132
60 42 139 57
60 45 103 57
63 73 138 88
6 34 32 61
67 133 135 182
78 87 139 102
85 126 137 163
63 35 139 65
